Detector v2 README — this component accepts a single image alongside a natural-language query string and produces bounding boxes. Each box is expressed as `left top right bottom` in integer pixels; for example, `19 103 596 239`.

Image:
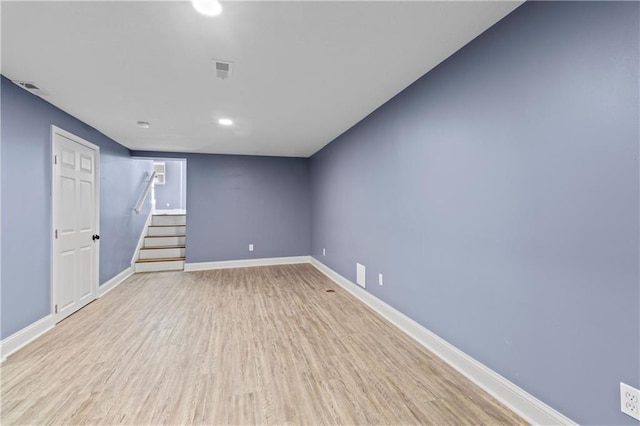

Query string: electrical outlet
322 248 326 256
249 244 254 252
379 273 383 286
621 382 640 420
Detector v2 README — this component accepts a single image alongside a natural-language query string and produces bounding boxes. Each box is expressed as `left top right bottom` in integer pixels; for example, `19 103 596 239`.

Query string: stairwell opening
135 158 187 273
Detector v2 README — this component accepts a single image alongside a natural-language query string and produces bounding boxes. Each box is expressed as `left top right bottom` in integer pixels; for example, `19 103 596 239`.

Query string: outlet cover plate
621 382 640 420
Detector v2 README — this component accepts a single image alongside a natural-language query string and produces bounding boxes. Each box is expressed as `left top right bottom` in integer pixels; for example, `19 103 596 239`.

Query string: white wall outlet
249 244 254 252
621 382 640 420
356 263 366 288
379 273 383 286
322 248 326 256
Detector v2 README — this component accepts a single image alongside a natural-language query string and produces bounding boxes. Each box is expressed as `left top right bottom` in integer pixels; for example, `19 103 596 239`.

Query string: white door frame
51 125 100 322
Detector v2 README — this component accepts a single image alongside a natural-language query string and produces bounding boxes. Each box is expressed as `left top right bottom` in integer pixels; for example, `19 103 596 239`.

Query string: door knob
92 234 100 241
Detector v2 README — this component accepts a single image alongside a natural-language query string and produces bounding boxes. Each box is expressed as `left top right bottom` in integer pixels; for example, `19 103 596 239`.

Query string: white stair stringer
135 214 186 273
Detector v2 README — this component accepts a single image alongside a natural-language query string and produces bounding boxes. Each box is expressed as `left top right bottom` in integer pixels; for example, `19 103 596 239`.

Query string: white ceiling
1 1 522 157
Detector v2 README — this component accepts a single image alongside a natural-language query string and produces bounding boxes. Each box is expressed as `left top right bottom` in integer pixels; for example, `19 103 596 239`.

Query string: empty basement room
0 1 638 425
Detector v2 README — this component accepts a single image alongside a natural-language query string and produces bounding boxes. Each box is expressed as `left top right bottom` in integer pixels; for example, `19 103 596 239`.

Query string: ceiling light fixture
218 118 233 126
137 121 150 129
192 0 222 17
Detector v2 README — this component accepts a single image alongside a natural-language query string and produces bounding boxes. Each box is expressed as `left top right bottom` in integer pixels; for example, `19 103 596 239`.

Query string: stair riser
139 248 185 260
152 215 186 226
147 226 186 237
144 236 186 248
135 260 185 273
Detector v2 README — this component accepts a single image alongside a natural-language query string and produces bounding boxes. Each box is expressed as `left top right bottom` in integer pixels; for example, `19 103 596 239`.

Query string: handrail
134 171 156 214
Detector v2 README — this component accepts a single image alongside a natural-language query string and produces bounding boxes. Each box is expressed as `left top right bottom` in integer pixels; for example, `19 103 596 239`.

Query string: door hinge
55 229 58 239
54 155 57 165
54 304 58 314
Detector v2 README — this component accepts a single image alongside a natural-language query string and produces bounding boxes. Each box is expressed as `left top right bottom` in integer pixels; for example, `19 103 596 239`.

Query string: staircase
135 213 186 272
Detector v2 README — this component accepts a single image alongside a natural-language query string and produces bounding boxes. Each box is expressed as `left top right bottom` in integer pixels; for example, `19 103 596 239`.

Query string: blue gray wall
310 2 639 425
154 159 186 210
1 1 638 424
134 152 310 263
1 76 152 339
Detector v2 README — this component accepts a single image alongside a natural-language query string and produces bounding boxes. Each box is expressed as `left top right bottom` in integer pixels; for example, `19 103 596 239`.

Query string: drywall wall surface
1 75 152 339
133 151 311 262
310 2 639 424
154 159 185 210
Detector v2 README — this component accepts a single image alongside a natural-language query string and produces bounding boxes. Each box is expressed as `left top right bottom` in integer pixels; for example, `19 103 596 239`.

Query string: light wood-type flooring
1 264 526 425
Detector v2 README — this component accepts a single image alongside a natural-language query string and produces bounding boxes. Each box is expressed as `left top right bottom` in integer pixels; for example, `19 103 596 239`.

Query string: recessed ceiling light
192 0 222 17
137 121 150 129
218 118 233 126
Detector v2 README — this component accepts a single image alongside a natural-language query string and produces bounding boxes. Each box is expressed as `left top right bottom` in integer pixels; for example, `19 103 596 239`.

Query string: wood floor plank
1 264 527 425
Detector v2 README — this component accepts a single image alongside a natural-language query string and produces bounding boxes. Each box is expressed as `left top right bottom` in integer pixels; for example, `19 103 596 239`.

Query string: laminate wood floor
1 264 526 425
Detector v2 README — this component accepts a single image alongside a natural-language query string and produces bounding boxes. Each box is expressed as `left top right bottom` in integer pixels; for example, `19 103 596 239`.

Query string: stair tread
153 213 186 216
148 224 186 228
144 235 186 238
136 257 185 263
141 245 185 250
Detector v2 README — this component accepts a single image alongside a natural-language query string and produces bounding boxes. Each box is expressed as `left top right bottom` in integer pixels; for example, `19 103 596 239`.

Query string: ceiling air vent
12 80 49 96
214 59 233 80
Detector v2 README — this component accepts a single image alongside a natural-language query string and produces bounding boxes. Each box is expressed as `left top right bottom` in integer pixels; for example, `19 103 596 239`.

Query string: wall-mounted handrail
134 171 156 214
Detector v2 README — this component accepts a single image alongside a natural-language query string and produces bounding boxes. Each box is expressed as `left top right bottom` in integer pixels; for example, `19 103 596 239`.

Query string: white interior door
52 126 100 322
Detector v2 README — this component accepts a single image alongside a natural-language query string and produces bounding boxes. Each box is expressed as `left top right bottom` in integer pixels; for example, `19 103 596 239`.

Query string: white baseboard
0 255 575 425
1 266 134 363
309 257 576 426
0 314 54 362
98 266 134 297
185 255 311 272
